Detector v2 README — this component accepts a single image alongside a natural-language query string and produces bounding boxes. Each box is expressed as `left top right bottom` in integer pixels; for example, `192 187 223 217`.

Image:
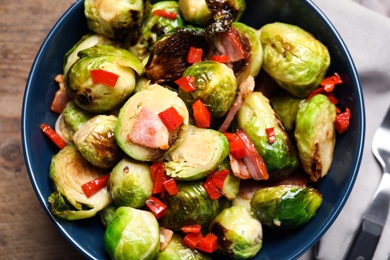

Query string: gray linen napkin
298 0 390 259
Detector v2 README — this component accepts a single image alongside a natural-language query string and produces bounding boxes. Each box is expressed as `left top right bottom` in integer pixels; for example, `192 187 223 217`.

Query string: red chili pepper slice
203 169 229 200
197 233 218 253
90 69 119 88
40 123 66 149
175 76 196 92
192 100 210 128
158 106 184 132
182 232 203 250
81 173 110 198
211 54 230 63
224 132 248 159
152 9 178 20
265 127 276 144
320 73 343 92
163 178 179 196
150 161 168 195
145 196 167 219
335 108 351 134
180 225 202 233
187 47 203 64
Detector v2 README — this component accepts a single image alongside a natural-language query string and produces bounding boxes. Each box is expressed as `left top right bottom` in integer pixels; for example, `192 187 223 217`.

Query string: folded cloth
299 0 390 259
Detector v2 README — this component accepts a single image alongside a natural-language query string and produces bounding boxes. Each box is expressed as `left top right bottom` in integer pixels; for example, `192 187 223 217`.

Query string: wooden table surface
0 0 86 259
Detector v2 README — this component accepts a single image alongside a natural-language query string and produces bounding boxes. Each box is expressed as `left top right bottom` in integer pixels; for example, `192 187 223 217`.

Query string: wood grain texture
0 1 86 259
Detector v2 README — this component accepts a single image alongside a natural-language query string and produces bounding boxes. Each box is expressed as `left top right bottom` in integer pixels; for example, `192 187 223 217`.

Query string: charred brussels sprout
74 115 124 169
236 91 299 179
179 61 237 118
63 33 114 79
48 145 112 220
157 233 212 260
84 0 145 40
104 207 160 260
164 125 229 181
210 206 263 259
271 90 306 131
55 101 93 143
260 22 330 97
159 181 219 230
108 157 153 208
294 94 336 181
115 84 189 161
66 45 143 113
130 1 185 61
250 185 322 229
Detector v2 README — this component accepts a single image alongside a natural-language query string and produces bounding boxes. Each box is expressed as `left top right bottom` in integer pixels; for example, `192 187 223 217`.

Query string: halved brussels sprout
104 207 160 260
115 84 189 161
179 61 237 118
55 101 94 144
159 181 219 231
157 233 212 260
271 90 306 131
164 125 229 181
250 184 322 229
48 145 112 220
260 22 330 97
130 1 185 62
63 33 115 79
236 91 300 179
210 206 263 259
74 115 123 169
66 45 143 113
84 0 145 40
108 157 153 208
294 94 336 181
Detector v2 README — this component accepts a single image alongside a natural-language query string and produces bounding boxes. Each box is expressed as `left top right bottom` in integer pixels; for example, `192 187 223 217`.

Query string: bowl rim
21 0 366 259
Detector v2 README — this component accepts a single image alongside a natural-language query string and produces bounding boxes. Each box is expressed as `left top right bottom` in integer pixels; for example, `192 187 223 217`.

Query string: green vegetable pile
41 0 351 259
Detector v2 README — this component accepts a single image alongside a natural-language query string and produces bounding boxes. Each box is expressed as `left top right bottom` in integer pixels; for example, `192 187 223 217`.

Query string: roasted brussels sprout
104 206 160 260
55 101 93 143
236 91 300 179
271 90 306 131
99 202 118 227
210 206 263 259
63 33 114 79
178 0 212 27
157 233 212 260
164 125 229 181
250 185 322 229
179 61 237 118
294 94 336 181
48 145 112 220
66 45 143 113
108 157 153 208
130 1 185 61
217 157 240 200
260 22 330 97
84 0 145 40
115 84 189 161
159 181 219 230
74 115 124 169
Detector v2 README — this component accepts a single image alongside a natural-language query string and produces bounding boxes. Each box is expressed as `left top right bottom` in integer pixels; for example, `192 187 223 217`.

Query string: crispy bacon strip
51 74 70 114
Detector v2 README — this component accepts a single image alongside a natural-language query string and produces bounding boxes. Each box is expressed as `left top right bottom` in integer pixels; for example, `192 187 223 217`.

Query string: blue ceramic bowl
22 0 365 259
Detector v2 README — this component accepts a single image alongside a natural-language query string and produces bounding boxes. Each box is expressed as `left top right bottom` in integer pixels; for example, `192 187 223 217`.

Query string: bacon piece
159 227 174 251
229 153 251 180
127 107 170 150
213 27 248 62
51 74 70 114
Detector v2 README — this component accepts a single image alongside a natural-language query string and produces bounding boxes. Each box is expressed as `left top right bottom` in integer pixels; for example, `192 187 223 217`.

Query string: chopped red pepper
203 169 229 200
90 69 119 88
192 100 211 128
152 9 178 20
211 54 230 63
145 196 167 219
180 225 202 233
175 76 196 92
197 233 218 253
335 108 351 134
158 106 184 132
187 47 203 64
81 174 110 198
183 232 203 250
320 73 343 92
163 178 179 196
40 124 66 149
224 132 248 159
150 161 168 195
265 127 276 144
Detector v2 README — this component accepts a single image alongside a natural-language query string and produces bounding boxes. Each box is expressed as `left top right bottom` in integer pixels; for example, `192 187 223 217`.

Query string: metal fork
345 106 390 260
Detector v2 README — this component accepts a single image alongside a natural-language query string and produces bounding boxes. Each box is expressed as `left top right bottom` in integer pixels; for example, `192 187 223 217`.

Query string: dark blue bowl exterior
22 0 365 259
